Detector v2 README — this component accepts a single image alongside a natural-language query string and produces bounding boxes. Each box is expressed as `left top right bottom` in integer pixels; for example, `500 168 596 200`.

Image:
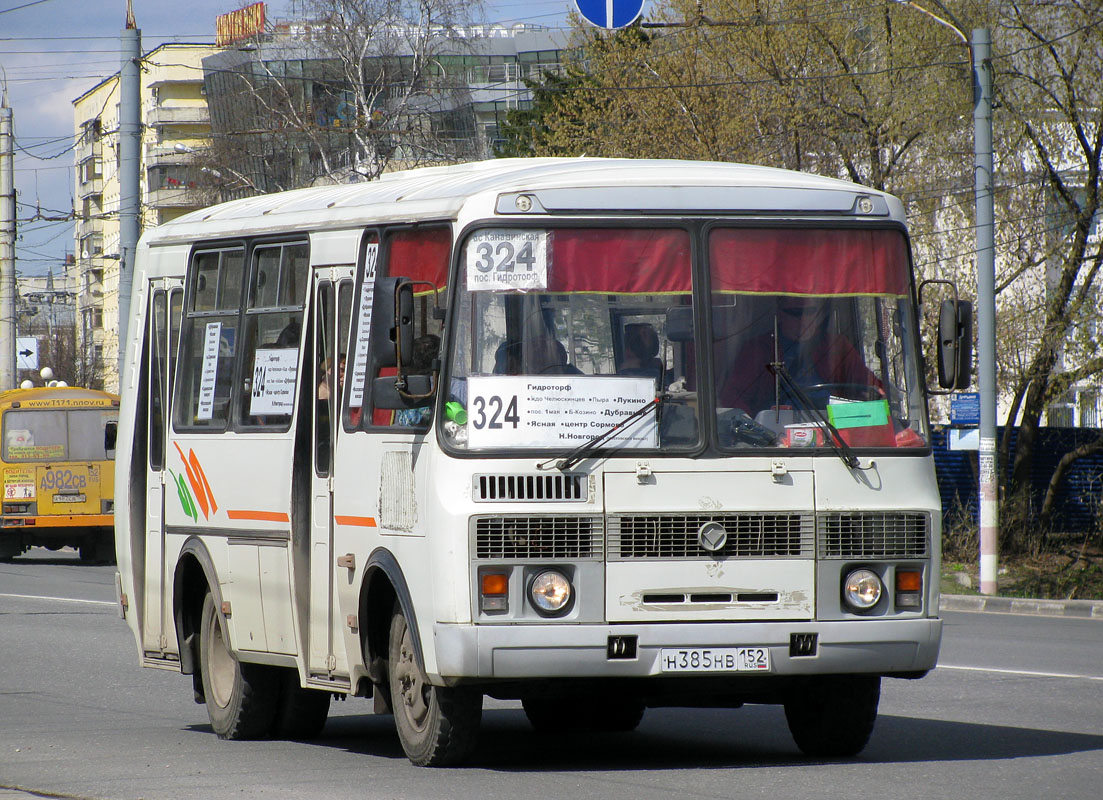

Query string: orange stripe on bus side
334 515 377 528
226 509 290 523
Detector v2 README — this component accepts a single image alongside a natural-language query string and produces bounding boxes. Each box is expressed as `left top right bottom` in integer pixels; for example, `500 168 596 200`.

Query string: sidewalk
941 593 1103 618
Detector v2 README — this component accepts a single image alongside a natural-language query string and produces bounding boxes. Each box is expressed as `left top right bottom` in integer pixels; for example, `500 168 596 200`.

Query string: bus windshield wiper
538 388 692 472
766 361 861 469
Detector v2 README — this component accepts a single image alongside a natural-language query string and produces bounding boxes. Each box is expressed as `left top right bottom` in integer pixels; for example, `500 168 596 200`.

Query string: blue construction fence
931 426 1103 533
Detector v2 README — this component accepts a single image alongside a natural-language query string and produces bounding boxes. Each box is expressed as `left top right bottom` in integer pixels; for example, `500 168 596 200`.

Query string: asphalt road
2 549 1101 800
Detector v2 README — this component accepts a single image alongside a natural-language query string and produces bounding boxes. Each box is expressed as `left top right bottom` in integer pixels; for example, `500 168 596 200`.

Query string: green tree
508 0 1103 549
495 67 596 157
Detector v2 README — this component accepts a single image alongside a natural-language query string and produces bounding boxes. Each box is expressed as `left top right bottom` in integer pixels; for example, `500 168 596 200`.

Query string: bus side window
238 242 309 430
174 248 244 430
314 281 335 474
365 227 448 429
149 289 168 470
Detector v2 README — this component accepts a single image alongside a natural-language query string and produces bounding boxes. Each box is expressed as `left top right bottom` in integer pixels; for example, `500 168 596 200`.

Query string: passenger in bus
618 322 664 383
721 296 878 415
493 341 522 375
275 317 301 347
317 356 345 402
316 354 363 427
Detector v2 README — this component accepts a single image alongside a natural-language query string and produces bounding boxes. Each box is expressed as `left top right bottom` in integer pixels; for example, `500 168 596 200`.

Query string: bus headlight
529 570 573 616
843 568 883 611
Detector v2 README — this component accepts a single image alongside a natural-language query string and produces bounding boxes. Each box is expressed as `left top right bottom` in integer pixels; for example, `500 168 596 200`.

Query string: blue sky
0 0 581 276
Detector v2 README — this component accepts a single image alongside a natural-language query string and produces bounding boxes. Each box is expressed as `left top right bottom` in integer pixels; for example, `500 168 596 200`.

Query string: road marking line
939 663 1103 682
0 592 115 607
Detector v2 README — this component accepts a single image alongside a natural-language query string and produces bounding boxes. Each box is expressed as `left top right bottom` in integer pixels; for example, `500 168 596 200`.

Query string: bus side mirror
371 277 415 368
938 299 973 390
104 420 118 455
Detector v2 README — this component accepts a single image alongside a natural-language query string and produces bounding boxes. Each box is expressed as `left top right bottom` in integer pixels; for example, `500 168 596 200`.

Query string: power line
0 0 56 16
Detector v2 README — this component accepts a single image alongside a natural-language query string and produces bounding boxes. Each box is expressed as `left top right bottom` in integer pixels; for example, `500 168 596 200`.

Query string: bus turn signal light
480 572 508 613
896 569 922 608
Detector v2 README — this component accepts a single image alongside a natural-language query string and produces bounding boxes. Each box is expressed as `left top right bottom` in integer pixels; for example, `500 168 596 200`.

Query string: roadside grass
941 534 1103 601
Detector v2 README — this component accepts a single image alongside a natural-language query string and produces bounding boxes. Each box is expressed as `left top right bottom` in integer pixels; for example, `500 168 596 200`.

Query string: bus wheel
199 592 278 739
783 675 880 757
388 605 481 766
523 696 645 733
272 669 331 740
0 537 20 561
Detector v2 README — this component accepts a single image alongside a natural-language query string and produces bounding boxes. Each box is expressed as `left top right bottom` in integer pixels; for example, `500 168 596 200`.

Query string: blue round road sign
574 0 646 29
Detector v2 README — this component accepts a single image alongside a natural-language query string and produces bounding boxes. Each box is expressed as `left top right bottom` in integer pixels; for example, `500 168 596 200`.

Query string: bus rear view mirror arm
373 374 436 409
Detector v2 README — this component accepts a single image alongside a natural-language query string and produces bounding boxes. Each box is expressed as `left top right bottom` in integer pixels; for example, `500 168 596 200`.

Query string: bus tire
0 537 21 561
199 592 278 740
388 605 481 766
272 669 331 740
522 696 645 733
783 675 880 757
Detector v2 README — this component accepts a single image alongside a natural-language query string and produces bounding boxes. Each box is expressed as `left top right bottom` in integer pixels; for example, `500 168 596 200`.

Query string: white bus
114 158 969 766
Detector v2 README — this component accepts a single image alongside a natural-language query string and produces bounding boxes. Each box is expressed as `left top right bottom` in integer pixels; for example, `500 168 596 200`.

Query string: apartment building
200 21 566 192
72 43 216 391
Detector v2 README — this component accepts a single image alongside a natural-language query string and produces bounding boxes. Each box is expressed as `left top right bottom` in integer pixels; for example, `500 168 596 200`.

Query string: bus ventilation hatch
473 473 587 503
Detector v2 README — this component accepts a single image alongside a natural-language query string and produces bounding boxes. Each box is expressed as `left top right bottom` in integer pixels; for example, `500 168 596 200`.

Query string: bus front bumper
432 617 942 680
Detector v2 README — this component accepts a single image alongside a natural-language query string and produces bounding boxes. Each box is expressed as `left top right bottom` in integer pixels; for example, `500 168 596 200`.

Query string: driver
720 296 880 415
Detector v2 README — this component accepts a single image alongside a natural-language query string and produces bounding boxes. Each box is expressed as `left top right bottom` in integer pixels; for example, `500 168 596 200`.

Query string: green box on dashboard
827 399 889 429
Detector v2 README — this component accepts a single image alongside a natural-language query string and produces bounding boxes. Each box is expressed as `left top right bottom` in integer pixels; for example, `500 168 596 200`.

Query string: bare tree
988 0 1103 548
203 0 485 193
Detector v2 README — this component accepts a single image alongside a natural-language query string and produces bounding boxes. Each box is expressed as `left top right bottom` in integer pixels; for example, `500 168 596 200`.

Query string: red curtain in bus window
548 229 692 293
385 227 451 291
709 228 910 296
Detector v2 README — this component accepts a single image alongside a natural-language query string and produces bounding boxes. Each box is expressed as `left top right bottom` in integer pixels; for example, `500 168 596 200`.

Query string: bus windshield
447 224 926 454
709 227 928 450
448 227 699 452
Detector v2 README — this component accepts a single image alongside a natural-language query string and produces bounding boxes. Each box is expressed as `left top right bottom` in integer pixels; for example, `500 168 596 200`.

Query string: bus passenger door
307 269 353 680
143 281 182 657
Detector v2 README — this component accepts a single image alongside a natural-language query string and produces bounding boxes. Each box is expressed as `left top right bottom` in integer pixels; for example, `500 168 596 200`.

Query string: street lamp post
894 1 998 594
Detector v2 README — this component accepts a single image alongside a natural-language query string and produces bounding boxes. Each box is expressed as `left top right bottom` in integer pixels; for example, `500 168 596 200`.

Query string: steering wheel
538 363 583 375
801 383 885 404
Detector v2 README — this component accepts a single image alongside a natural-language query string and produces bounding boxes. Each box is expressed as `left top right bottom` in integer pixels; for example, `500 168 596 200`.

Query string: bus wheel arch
359 549 422 694
172 538 222 693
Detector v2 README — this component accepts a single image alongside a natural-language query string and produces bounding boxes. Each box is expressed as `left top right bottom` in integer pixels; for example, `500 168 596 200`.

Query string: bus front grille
607 513 814 560
473 515 603 560
817 512 929 558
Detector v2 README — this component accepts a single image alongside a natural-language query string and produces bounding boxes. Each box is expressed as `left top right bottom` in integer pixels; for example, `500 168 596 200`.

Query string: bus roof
0 387 120 407
140 158 902 247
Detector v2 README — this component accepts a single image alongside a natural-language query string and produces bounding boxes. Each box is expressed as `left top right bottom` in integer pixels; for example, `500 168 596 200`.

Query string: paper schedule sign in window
465 376 656 449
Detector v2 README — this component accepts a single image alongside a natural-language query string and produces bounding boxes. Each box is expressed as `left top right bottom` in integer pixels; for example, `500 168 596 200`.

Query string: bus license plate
660 647 770 673
54 494 87 503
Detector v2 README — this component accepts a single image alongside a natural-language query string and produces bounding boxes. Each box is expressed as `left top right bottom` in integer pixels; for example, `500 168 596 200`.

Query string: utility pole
117 1 141 389
893 1 999 595
972 29 998 596
0 90 16 391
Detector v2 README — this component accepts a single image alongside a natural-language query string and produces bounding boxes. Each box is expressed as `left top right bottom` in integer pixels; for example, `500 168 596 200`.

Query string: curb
940 593 1103 619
